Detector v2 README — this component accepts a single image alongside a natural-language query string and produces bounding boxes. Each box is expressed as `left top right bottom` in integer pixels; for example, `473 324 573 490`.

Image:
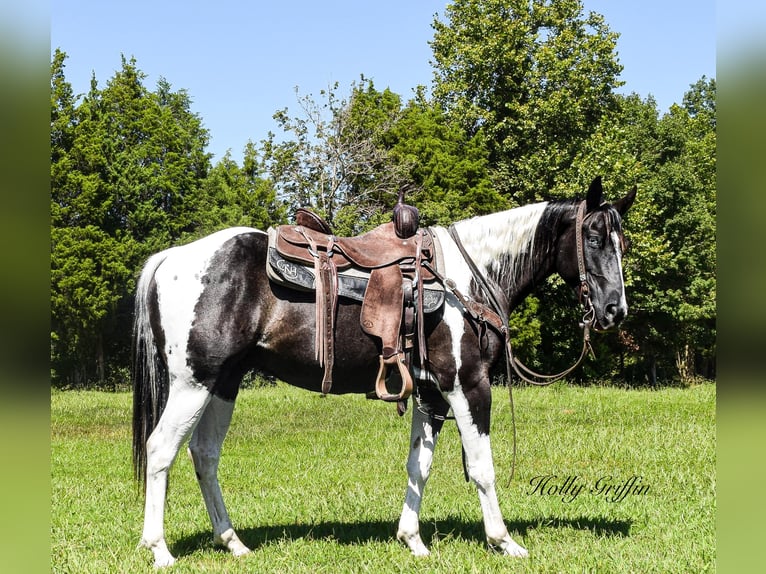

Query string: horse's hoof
397 532 430 557
490 539 528 557
215 529 251 557
140 538 176 568
231 544 251 557
152 552 176 568
506 544 529 558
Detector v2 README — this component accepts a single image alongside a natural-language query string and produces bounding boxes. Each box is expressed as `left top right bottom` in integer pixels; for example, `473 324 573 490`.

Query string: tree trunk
97 333 105 387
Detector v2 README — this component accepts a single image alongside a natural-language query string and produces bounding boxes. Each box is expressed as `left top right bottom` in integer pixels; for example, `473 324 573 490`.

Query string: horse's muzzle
599 301 627 330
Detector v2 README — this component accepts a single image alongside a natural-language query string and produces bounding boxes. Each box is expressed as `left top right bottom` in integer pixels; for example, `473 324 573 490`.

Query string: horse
132 176 635 566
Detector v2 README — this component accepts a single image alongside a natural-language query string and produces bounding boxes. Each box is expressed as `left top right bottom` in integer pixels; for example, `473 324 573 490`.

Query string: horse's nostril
606 303 625 323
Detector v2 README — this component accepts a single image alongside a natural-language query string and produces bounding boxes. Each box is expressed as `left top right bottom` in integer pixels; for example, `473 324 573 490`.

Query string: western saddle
266 194 443 410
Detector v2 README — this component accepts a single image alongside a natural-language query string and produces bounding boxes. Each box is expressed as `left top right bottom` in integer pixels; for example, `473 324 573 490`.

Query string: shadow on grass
172 514 631 557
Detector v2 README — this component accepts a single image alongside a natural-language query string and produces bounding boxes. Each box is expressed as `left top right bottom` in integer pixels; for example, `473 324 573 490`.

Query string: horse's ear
586 176 603 212
612 186 637 216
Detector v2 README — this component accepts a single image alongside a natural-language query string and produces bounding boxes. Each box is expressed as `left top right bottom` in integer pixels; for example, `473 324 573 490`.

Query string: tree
51 51 212 386
262 78 506 234
620 79 716 384
261 80 413 234
191 143 286 237
430 0 622 204
384 90 507 225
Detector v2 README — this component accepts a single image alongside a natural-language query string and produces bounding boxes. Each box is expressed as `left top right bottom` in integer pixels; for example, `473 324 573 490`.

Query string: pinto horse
132 176 635 566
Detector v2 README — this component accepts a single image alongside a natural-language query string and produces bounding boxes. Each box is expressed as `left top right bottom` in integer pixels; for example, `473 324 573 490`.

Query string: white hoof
397 531 430 557
140 538 176 568
150 545 176 568
153 553 176 568
231 543 251 557
215 528 251 557
491 538 528 557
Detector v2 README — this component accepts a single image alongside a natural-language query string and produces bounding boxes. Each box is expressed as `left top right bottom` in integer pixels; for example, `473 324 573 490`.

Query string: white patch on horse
154 227 261 383
397 405 440 556
431 220 533 557
445 385 528 557
611 230 629 318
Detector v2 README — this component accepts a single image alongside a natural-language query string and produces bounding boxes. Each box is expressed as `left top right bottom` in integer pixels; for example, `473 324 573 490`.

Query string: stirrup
374 353 414 402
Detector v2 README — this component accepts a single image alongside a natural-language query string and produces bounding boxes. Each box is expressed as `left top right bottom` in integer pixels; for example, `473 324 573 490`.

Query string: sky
51 1 716 162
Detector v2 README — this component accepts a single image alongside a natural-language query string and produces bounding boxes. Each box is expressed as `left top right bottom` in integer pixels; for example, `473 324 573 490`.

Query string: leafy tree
262 78 506 234
261 80 413 234
620 79 716 384
430 0 622 204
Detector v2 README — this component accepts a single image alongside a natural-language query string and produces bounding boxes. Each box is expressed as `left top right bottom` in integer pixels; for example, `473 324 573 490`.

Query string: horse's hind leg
141 382 212 567
188 395 251 558
397 391 448 556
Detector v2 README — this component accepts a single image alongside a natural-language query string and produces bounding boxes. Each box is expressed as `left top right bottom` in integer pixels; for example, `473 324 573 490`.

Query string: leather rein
444 200 596 387
420 200 596 483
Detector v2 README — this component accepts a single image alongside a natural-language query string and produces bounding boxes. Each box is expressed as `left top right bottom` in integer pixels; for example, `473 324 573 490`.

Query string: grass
51 382 715 573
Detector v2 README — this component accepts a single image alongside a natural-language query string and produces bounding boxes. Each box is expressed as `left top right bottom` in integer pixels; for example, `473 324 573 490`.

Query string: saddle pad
266 232 445 313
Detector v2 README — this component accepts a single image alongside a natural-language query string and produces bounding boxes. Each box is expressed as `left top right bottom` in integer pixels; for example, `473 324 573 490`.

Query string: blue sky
51 1 715 162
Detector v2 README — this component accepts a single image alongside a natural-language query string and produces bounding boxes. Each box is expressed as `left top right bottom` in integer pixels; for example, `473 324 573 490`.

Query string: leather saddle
267 204 444 410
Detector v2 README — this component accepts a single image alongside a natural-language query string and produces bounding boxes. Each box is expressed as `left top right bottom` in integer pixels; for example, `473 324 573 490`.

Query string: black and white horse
132 177 635 566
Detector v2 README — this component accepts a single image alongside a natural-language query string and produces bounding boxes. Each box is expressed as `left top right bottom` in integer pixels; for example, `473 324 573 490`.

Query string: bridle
510 199 596 386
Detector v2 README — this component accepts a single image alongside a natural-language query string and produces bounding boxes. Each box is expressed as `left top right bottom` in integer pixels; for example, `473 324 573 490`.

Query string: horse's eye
588 236 602 248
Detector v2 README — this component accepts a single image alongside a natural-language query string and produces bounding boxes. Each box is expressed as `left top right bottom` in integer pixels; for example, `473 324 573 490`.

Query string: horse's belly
253 297 382 395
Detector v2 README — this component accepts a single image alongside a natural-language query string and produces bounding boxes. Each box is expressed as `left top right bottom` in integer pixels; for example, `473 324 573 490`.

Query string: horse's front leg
397 389 448 556
446 383 528 557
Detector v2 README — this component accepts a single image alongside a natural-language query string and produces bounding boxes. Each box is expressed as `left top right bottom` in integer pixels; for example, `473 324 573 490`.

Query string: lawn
51 382 715 573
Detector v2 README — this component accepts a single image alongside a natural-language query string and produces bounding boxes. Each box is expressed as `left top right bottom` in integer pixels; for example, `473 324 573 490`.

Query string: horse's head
556 177 636 330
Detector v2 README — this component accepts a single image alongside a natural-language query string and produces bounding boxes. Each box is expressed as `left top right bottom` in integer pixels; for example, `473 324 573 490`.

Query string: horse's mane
451 201 553 292
451 196 627 299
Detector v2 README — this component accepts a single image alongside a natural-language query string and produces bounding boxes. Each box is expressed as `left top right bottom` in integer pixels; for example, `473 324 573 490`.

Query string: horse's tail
132 250 171 489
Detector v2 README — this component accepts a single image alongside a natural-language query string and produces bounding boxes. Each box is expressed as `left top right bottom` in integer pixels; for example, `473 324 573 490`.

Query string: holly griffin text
527 474 651 503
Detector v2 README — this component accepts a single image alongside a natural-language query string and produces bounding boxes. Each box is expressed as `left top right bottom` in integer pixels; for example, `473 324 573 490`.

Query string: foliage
384 90 507 225
262 79 505 235
618 80 717 384
429 2 714 384
431 0 622 204
50 50 281 386
262 80 411 235
51 2 715 385
51 51 214 385
191 144 286 238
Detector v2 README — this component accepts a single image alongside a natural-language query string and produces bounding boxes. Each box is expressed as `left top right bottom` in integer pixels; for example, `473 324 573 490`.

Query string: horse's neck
451 202 556 311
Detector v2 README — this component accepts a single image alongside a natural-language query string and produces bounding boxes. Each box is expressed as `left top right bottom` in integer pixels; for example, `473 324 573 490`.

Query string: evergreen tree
192 143 286 237
50 51 212 386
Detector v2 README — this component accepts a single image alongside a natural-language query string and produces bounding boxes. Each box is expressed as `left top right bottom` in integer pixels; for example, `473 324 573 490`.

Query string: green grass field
51 382 715 573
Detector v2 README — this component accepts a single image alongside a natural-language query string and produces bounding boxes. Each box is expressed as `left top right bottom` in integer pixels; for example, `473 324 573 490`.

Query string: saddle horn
392 185 419 239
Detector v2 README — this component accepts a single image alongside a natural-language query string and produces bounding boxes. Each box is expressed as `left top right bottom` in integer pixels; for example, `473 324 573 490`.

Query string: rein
445 200 596 387
435 201 597 482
